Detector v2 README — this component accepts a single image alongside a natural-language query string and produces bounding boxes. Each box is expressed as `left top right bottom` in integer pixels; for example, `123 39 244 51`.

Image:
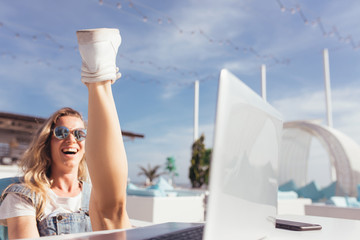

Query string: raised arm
76 28 131 230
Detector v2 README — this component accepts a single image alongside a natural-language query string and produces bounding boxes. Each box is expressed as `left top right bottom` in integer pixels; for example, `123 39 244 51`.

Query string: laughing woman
0 28 131 239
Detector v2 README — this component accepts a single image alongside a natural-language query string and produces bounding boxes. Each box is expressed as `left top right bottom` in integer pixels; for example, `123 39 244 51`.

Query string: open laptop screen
204 69 283 239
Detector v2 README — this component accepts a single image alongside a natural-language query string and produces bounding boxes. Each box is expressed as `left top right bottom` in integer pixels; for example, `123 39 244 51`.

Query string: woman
0 28 131 238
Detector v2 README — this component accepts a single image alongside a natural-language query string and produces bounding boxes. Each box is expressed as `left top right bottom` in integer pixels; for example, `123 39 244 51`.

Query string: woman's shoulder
5 182 31 194
1 182 37 205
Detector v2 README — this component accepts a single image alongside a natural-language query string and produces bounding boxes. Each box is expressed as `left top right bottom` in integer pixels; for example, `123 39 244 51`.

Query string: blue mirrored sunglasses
53 126 87 141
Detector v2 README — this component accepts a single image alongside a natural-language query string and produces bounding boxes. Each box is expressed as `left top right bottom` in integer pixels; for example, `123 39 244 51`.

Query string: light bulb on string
99 0 103 6
143 16 148 22
276 0 286 12
355 43 360 50
157 18 162 24
117 3 122 9
345 36 351 43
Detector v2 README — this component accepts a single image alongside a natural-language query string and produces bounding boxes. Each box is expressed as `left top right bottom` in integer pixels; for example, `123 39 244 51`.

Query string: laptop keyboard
149 225 204 240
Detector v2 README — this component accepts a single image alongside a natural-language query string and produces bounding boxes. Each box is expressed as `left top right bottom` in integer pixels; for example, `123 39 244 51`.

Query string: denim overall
1 181 92 236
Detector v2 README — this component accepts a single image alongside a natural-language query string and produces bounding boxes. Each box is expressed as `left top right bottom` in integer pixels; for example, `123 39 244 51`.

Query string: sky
1 0 360 187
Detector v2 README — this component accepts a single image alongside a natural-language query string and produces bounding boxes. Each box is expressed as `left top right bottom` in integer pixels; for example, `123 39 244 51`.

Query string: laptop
204 69 282 239
65 69 283 240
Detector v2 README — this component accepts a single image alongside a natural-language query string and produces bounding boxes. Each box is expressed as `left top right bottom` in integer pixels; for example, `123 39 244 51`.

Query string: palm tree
138 164 163 186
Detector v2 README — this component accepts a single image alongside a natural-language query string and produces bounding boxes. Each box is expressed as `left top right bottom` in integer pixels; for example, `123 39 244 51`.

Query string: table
37 215 360 240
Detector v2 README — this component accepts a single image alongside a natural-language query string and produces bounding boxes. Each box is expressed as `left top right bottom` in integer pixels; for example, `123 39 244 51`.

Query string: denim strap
1 181 38 207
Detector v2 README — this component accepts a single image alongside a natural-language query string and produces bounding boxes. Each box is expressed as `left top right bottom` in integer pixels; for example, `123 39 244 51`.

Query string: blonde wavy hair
19 107 89 220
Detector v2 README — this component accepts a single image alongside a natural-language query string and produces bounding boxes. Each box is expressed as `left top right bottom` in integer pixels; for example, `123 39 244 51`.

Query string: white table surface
37 215 360 240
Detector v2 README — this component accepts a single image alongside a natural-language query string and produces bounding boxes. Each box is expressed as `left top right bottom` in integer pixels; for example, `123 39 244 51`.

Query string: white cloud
273 85 360 141
44 79 87 110
332 88 360 145
272 90 327 121
160 84 184 99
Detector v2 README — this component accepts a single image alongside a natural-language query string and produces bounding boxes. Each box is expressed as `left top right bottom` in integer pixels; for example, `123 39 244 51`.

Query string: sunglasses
53 126 87 142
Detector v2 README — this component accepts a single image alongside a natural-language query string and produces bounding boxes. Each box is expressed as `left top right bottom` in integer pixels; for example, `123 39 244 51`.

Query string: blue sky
1 0 360 186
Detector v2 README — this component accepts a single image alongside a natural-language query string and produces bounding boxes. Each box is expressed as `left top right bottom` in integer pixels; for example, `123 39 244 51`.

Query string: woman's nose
66 132 77 142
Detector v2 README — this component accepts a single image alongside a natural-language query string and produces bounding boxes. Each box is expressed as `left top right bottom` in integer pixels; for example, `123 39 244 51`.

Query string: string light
296 5 308 24
0 0 293 89
275 0 286 12
0 41 215 88
94 0 288 65
127 0 148 23
118 53 206 80
276 0 360 50
1 22 76 50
